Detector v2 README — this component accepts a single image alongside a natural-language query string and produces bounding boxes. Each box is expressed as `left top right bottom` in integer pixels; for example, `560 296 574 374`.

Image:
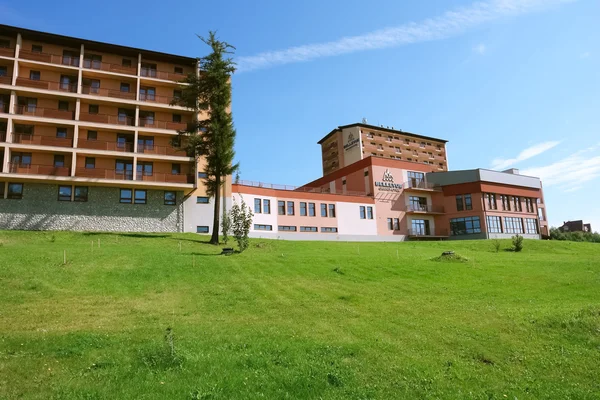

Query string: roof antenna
362 117 368 124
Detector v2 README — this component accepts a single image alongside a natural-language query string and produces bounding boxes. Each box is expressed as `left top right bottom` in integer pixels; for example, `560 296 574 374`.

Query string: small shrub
228 198 253 253
431 253 469 263
512 234 524 252
221 211 231 245
138 327 184 370
492 239 501 253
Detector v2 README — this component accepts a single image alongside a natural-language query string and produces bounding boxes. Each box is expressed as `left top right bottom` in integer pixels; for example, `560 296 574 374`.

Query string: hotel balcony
135 172 194 184
0 75 11 85
19 49 80 67
13 132 73 148
140 66 186 82
83 59 137 76
14 105 75 121
0 102 8 113
138 118 187 131
403 180 442 191
0 46 15 58
79 112 135 126
15 77 77 93
139 92 176 106
137 143 188 157
404 204 445 214
77 138 134 153
75 167 134 180
0 130 6 142
81 85 136 101
8 162 70 176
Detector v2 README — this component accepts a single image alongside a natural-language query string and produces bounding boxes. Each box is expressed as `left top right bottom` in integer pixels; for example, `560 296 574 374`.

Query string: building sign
375 169 402 191
344 133 360 151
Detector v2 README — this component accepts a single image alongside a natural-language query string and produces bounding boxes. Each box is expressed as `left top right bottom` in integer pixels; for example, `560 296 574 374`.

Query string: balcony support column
75 99 81 121
77 44 84 94
136 53 141 101
8 90 16 122
73 124 79 149
5 117 13 144
12 34 21 86
132 156 138 181
70 151 77 177
133 130 139 153
2 147 9 174
134 105 139 127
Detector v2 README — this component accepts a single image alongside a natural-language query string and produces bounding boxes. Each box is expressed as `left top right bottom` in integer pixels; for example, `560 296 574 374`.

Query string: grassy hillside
0 231 598 399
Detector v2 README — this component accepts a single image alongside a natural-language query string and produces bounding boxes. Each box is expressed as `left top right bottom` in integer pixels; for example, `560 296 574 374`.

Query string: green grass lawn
0 231 598 399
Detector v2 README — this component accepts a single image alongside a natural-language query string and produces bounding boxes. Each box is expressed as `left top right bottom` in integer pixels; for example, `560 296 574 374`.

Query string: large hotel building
0 25 549 240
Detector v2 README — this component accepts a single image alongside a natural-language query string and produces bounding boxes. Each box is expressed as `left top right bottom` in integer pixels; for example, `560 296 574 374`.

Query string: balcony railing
136 172 194 184
79 112 135 126
15 77 77 93
13 133 73 148
140 67 186 82
77 138 134 152
137 144 188 157
405 204 445 214
83 59 137 75
138 118 187 131
0 75 11 85
408 228 449 237
76 167 134 180
19 50 80 67
403 180 442 191
8 163 70 176
235 179 369 197
139 93 175 105
81 85 136 100
0 102 8 113
15 105 75 120
0 131 6 142
0 47 15 58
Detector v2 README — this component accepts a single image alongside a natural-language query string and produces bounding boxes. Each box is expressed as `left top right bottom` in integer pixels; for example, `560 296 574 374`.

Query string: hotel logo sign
344 133 360 152
375 169 402 191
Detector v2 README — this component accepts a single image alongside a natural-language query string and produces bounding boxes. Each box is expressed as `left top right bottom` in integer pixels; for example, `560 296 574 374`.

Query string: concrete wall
0 182 184 232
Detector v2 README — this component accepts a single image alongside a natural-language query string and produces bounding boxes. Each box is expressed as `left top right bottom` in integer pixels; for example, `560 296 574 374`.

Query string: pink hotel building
227 123 549 241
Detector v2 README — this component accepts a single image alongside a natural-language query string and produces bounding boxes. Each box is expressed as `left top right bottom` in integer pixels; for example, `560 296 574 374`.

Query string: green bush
512 234 524 252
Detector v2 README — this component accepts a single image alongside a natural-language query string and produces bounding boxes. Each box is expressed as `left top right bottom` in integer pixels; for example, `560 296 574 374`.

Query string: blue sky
2 0 599 230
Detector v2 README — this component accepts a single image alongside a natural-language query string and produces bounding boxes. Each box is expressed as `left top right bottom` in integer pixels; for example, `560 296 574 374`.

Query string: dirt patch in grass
431 253 469 263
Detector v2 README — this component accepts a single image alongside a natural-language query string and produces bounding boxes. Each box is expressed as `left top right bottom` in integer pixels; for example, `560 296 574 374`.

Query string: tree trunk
210 174 221 244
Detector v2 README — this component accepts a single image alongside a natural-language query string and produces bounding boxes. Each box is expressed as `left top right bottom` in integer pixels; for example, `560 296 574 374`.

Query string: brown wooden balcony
77 138 134 152
139 93 175 105
403 180 442 191
138 118 188 131
15 77 77 93
136 172 194 184
140 67 186 82
14 105 75 120
13 133 73 148
137 144 187 157
0 75 11 85
0 131 5 142
76 167 133 180
404 204 445 214
0 103 8 113
8 163 70 176
79 112 135 126
19 49 79 67
81 85 136 100
83 59 137 75
0 47 15 58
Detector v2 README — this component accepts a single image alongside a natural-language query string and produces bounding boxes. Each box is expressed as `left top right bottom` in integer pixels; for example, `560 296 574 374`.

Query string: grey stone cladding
0 183 184 232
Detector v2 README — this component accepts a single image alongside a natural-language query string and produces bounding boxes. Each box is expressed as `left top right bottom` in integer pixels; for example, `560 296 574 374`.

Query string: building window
197 172 208 179
85 157 95 169
450 216 481 235
407 171 425 187
360 206 366 219
56 127 68 139
513 196 522 212
525 198 534 213
486 216 502 233
7 183 23 199
501 195 511 211
321 227 338 233
54 155 65 167
164 191 176 205
485 193 497 210
196 196 209 204
263 199 271 214
287 201 295 216
58 185 72 201
254 224 272 231
278 226 296 232
254 198 262 213
504 217 524 234
174 66 184 74
122 58 132 67
89 104 99 114
321 203 327 217
0 66 7 76
364 170 369 177
387 218 394 230
394 218 400 230
342 178 346 185
300 226 318 232
464 194 472 210
0 39 10 48
300 202 307 216
278 200 285 215
525 218 538 234
32 44 43 53
30 70 41 81
120 83 130 93
367 206 374 219
173 90 182 100
171 163 181 175
308 203 316 217
328 204 336 218
58 101 69 111
196 226 209 233
134 190 147 204
456 195 464 211
74 186 88 202
411 219 430 235
172 114 182 123
119 189 132 203
420 141 425 148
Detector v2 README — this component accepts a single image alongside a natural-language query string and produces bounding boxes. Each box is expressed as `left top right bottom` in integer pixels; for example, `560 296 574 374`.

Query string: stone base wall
0 183 184 232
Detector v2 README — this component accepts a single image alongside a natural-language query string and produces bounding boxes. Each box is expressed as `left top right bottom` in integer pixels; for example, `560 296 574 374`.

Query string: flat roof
0 24 197 66
317 123 449 145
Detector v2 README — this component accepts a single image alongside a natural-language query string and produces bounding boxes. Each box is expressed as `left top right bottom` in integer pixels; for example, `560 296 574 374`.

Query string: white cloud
491 141 561 170
521 146 600 192
473 43 487 55
236 0 575 72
